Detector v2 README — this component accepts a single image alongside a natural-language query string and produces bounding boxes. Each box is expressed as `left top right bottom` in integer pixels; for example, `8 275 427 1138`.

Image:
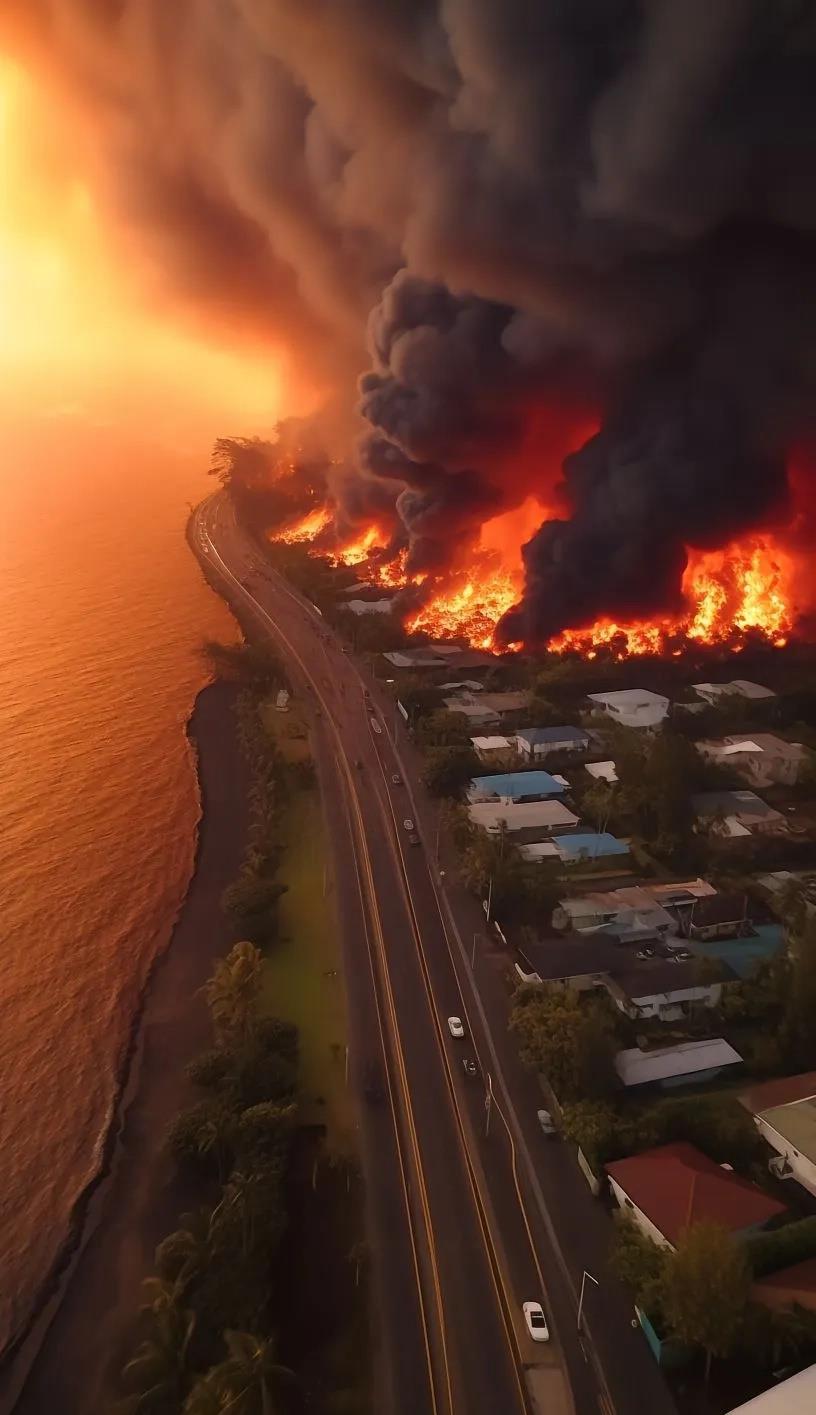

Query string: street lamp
484 1072 493 1139
577 1269 599 1332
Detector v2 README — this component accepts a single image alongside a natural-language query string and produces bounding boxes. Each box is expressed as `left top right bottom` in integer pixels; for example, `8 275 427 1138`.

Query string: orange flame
551 538 795 658
273 505 333 544
268 497 798 657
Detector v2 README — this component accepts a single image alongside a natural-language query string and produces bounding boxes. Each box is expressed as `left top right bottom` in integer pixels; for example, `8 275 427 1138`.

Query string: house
514 725 590 760
740 1074 816 1200
467 770 565 804
607 1143 786 1249
693 789 786 836
606 963 725 1022
698 733 812 787
587 689 670 729
470 735 516 764
519 832 630 865
511 935 723 1020
478 691 531 720
585 760 618 783
552 885 676 935
443 697 500 728
684 892 749 940
346 598 394 615
382 645 494 671
693 679 776 704
752 1258 816 1315
614 1038 743 1091
467 799 579 837
726 1364 816 1414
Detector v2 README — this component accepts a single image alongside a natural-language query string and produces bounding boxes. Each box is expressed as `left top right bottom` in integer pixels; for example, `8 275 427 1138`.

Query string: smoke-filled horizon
12 0 816 642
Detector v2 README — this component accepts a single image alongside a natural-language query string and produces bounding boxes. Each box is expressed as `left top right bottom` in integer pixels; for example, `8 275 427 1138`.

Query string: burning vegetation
266 498 800 660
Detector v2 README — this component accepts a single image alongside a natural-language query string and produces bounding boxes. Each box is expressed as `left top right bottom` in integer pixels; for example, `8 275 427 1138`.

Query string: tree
167 1098 236 1180
662 1222 751 1381
581 779 617 835
561 1099 628 1168
510 989 618 1101
204 942 264 1047
781 914 816 1068
422 745 479 797
121 1298 196 1414
222 875 288 943
609 1212 668 1319
415 709 473 747
155 1213 214 1290
183 1331 295 1415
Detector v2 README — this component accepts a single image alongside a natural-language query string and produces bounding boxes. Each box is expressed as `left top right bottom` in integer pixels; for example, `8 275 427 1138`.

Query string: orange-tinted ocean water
0 431 235 1355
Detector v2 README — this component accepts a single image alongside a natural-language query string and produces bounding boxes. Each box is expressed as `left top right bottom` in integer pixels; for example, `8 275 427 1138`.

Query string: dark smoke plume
15 0 816 639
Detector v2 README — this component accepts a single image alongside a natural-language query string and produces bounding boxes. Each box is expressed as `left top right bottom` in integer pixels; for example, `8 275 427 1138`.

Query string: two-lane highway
192 495 564 1415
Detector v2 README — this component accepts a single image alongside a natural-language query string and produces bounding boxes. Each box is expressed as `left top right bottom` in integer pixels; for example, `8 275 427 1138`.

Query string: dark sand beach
11 680 251 1415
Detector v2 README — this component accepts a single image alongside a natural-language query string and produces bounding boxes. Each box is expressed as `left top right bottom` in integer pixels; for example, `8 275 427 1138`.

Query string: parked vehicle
537 1108 556 1137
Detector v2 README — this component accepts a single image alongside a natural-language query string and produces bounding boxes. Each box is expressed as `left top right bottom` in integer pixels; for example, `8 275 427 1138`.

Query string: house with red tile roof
607 1142 786 1249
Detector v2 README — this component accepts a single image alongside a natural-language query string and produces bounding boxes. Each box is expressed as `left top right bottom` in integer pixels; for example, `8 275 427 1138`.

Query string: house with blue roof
514 726 590 761
467 770 566 804
519 832 630 865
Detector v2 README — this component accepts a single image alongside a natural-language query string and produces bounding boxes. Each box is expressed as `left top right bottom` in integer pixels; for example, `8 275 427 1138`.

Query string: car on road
523 1301 550 1343
408 833 420 847
391 773 402 785
403 819 415 832
462 1057 478 1079
371 718 382 734
447 1016 465 1038
537 1108 557 1137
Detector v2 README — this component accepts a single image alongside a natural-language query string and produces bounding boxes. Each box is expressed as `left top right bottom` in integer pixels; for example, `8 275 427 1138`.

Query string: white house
726 1363 816 1413
607 968 723 1022
587 689 670 729
467 800 579 836
514 726 590 760
615 1038 743 1090
740 1074 816 1200
470 735 516 764
585 760 618 783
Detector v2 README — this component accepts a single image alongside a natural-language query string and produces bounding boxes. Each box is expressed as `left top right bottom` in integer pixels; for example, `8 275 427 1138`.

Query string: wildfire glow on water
272 504 798 657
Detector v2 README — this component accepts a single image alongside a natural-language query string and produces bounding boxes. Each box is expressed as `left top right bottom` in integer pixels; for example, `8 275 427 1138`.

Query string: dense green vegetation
116 641 371 1414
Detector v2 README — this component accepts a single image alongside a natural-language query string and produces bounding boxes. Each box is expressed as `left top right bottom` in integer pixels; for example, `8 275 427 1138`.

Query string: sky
0 50 296 469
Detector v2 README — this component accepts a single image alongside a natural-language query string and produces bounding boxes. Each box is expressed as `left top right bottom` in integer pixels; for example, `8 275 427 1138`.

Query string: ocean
0 430 236 1358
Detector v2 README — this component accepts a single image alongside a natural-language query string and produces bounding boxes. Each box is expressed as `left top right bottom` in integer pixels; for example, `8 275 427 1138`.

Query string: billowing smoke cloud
11 0 816 640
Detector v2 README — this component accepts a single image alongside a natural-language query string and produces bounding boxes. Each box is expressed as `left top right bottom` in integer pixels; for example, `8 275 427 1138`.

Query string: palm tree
122 1299 195 1412
183 1332 295 1415
204 942 263 1045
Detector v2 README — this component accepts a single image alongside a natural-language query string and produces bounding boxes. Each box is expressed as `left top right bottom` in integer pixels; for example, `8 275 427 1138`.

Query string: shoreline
0 704 203 1403
2 676 252 1415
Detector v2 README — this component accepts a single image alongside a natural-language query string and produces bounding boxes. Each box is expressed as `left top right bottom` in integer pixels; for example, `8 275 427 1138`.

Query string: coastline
3 677 252 1415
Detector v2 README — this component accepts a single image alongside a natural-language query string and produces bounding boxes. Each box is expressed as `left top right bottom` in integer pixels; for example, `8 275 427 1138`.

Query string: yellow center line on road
366 739 533 1413
195 503 453 1415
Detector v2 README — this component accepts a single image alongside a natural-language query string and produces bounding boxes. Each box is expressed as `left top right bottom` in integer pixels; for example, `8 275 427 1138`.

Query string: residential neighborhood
361 638 816 1410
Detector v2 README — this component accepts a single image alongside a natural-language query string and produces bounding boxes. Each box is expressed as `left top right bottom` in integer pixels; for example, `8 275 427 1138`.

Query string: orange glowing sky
0 54 298 452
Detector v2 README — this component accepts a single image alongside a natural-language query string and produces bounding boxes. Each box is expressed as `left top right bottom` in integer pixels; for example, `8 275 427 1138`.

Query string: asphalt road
192 491 678 1415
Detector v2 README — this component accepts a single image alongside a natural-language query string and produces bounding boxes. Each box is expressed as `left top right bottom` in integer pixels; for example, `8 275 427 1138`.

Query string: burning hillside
270 499 801 659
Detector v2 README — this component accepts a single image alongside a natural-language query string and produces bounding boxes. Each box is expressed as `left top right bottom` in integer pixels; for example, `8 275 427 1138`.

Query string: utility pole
577 1270 599 1332
484 1073 493 1138
484 874 493 923
471 932 479 969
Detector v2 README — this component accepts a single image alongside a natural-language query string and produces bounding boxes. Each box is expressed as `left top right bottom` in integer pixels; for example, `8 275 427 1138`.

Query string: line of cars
446 1016 551 1343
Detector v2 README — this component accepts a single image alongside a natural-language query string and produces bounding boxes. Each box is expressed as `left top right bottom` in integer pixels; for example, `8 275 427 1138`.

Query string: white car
371 717 382 734
447 1017 465 1039
523 1301 550 1343
403 819 415 832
